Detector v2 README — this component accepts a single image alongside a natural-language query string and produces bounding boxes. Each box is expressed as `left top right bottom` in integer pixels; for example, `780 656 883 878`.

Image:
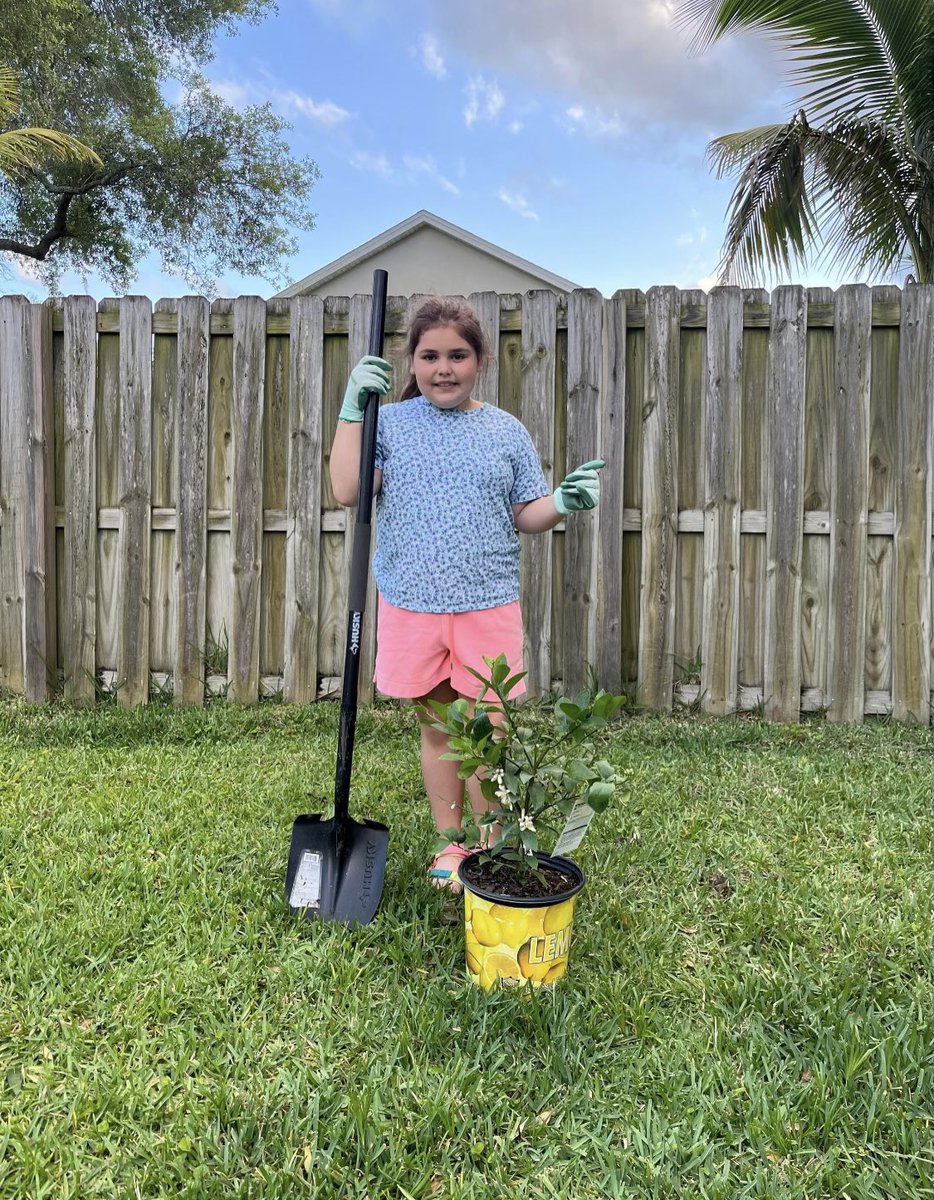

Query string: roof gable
275 210 581 297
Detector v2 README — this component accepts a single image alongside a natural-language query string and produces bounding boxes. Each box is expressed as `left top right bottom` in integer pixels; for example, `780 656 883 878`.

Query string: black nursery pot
457 851 585 990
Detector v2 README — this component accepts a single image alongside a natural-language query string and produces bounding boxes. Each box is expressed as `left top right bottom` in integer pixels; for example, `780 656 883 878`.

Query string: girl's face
412 324 481 411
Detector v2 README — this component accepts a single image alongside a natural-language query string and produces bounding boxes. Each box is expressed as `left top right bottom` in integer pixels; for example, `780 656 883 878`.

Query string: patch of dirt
461 856 577 900
704 871 733 899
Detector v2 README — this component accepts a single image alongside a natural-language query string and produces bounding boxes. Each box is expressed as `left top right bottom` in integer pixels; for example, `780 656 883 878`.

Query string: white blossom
518 811 536 832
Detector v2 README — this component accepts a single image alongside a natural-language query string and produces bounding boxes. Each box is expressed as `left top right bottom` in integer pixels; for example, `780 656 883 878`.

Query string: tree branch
0 190 75 259
0 161 147 261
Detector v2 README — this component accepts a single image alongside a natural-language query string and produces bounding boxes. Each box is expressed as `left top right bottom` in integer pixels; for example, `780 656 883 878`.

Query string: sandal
428 842 470 893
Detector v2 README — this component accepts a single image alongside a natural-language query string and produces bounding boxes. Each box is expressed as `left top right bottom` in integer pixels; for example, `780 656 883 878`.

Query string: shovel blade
285 813 388 926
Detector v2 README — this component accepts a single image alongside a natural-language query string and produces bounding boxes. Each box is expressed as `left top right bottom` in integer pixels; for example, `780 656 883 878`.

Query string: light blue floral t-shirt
373 396 548 613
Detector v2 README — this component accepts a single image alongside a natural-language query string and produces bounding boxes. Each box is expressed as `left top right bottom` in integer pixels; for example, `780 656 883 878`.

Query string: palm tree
681 0 934 283
0 66 101 179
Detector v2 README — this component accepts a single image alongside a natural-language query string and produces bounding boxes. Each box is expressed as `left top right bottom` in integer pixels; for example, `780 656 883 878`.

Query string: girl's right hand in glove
339 355 392 422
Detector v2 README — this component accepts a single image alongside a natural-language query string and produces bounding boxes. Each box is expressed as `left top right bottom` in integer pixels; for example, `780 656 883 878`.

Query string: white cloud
349 151 394 177
676 213 710 248
419 33 447 79
499 190 538 220
563 105 627 140
207 78 250 107
464 76 504 127
695 275 720 292
404 155 460 195
508 120 523 135
427 0 786 132
9 256 43 283
279 91 351 127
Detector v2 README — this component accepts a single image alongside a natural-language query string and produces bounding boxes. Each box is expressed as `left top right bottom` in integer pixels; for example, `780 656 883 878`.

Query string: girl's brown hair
398 297 490 400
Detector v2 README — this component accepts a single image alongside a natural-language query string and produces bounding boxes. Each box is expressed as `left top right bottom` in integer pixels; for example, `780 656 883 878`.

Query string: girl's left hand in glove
553 459 605 514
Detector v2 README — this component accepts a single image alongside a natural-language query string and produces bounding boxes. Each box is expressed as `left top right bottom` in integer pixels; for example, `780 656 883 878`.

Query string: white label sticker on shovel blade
290 850 322 909
553 800 596 857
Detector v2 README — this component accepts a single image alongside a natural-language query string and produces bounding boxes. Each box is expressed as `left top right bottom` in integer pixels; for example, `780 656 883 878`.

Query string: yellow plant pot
458 852 584 990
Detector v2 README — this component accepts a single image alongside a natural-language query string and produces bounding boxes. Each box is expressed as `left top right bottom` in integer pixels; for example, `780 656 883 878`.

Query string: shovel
285 269 390 925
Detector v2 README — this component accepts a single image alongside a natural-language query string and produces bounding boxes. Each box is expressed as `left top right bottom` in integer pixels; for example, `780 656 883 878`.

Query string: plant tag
553 800 596 856
289 850 322 909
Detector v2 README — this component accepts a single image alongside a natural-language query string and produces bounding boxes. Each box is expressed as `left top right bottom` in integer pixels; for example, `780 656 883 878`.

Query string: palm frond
680 0 930 123
710 111 929 282
0 65 102 177
708 116 821 283
0 128 103 174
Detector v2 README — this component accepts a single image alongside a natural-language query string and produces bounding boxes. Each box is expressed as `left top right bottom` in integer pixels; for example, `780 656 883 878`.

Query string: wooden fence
0 285 931 722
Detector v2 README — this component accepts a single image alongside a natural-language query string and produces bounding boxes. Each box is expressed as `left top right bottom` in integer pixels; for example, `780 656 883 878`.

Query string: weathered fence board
519 290 557 695
227 297 266 703
597 292 627 693
151 298 178 682
174 296 210 706
469 290 500 409
62 296 97 704
764 286 807 722
3 285 933 722
284 296 324 704
893 285 934 722
702 287 743 715
0 297 28 693
827 286 872 721
117 296 152 707
639 286 680 709
563 289 603 695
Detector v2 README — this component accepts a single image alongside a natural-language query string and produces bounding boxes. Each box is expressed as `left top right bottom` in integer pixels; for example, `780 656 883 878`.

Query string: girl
329 297 603 892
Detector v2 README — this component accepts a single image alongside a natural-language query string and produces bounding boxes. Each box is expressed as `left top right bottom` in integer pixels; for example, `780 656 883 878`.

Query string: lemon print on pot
517 939 552 983
544 898 575 935
480 951 522 990
489 903 545 945
469 906 501 948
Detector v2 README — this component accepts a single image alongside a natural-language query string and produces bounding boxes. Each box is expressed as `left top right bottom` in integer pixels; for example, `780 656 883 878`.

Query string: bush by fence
0 285 931 721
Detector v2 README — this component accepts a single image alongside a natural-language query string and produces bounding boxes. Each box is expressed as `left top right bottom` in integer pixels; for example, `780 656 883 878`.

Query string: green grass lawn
0 697 930 1199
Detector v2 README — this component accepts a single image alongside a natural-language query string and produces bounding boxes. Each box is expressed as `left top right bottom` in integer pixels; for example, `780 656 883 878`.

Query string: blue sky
10 0 864 299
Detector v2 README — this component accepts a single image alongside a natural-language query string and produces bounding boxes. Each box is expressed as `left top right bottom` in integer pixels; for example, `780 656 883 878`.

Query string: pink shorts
375 596 526 701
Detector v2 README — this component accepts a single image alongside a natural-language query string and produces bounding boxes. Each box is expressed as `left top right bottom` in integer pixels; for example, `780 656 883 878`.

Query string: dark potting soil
461 856 577 900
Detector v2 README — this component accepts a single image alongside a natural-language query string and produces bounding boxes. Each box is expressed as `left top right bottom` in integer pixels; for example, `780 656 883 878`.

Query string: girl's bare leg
463 694 505 848
416 679 464 837
417 681 506 848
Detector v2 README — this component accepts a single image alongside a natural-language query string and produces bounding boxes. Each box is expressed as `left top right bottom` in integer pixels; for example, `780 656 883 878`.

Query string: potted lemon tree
429 656 628 990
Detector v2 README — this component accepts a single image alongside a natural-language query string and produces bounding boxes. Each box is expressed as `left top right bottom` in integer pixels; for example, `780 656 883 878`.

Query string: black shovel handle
334 269 388 830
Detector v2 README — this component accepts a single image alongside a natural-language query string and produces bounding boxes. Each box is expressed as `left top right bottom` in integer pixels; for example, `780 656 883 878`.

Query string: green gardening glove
553 459 605 514
339 355 392 422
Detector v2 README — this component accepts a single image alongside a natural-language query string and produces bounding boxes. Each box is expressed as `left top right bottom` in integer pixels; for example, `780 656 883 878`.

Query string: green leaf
490 661 509 687
586 781 615 812
519 829 539 852
566 759 594 783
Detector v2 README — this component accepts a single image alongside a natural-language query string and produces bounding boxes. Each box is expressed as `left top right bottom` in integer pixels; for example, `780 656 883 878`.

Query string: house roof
274 209 582 297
